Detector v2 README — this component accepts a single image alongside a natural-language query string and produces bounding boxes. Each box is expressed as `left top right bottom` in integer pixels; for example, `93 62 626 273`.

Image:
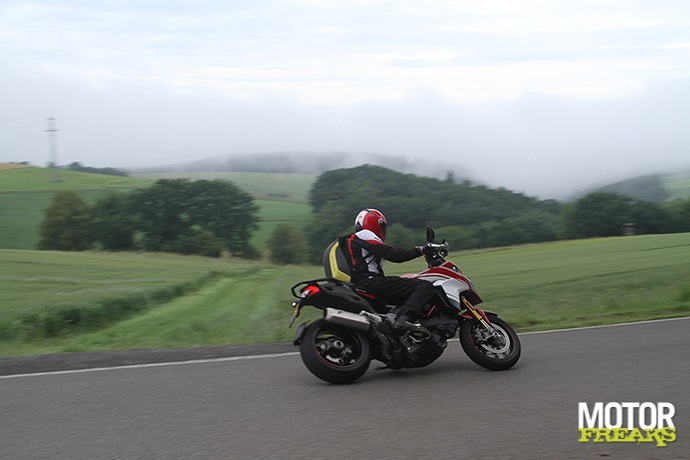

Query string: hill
128 151 472 186
0 164 151 192
0 165 313 251
130 170 315 203
0 163 690 255
0 163 34 172
128 152 690 202
0 166 153 250
589 171 690 202
663 172 690 200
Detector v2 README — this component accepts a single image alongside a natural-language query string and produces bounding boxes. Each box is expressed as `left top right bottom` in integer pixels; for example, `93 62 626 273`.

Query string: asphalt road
1 317 688 459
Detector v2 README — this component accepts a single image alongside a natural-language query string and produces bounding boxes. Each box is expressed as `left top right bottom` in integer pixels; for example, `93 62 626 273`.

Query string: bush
173 230 224 258
269 224 309 264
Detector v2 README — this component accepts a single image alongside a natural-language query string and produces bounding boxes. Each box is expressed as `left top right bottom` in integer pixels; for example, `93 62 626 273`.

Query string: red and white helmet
354 208 387 241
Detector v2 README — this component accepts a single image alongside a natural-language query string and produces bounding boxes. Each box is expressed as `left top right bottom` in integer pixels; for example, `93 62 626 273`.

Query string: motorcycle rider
341 208 435 332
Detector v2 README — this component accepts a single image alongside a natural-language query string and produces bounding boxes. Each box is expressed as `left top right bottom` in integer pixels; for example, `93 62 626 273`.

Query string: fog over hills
129 152 690 202
129 151 471 180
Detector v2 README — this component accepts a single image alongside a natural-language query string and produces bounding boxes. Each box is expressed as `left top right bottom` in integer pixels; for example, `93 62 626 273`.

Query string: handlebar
428 242 449 257
424 241 449 267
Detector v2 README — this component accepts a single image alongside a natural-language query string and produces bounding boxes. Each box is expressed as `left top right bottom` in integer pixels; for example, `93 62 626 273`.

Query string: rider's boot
391 309 421 334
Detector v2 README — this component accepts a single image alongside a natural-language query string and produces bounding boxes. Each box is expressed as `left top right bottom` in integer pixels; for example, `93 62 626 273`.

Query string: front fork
460 297 491 328
460 298 507 348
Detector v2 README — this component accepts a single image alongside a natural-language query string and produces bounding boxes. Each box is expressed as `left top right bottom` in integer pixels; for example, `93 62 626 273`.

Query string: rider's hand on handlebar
416 243 438 257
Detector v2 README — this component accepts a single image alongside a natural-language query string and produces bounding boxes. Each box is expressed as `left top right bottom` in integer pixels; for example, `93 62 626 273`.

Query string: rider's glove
415 243 436 257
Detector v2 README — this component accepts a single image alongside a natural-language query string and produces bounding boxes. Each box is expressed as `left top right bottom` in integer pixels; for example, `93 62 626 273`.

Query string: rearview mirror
426 226 435 243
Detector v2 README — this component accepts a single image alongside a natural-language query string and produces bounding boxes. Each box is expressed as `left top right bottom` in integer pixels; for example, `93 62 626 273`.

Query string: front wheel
459 316 521 371
299 319 371 384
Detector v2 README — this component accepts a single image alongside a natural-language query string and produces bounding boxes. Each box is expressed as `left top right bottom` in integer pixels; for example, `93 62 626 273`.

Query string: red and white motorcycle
290 227 521 384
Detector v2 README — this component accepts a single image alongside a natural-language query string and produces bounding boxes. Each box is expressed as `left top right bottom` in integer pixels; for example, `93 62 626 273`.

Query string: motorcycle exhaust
324 308 371 331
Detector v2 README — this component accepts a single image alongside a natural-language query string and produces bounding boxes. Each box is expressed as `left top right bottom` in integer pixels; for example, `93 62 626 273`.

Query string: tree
303 201 353 264
128 180 190 251
308 165 561 249
128 179 260 257
664 198 690 233
434 226 479 250
37 190 94 251
473 220 517 248
182 179 260 256
92 192 135 250
502 210 560 244
561 192 634 239
68 161 128 177
629 200 671 234
386 223 418 248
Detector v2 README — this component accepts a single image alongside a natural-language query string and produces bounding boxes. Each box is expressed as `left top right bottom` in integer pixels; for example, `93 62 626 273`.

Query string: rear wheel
459 316 520 370
299 319 371 384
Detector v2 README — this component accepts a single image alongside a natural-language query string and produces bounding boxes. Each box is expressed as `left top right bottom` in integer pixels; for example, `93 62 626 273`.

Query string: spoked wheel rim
313 327 366 368
459 316 521 371
300 319 371 384
471 323 512 359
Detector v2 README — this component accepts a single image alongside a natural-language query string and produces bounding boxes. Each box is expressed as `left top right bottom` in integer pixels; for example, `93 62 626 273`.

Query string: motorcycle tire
459 315 521 371
299 319 371 384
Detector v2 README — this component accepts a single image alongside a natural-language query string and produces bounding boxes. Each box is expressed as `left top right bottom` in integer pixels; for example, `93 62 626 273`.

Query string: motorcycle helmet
354 208 387 241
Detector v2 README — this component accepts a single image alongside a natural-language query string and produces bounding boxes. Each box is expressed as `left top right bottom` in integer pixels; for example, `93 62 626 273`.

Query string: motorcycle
289 227 521 384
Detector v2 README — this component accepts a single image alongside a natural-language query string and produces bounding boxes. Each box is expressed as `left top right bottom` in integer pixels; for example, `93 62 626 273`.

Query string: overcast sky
1 0 689 199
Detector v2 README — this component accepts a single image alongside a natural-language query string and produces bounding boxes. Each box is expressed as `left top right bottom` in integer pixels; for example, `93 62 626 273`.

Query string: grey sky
1 0 689 199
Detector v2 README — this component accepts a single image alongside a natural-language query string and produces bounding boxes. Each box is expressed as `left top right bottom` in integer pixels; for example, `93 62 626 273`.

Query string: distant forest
297 165 690 263
24 160 690 261
61 162 129 177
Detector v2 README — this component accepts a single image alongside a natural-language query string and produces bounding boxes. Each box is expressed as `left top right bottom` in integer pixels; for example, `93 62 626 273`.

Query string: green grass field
2 165 689 358
2 165 688 251
1 233 688 357
0 166 152 192
251 200 313 248
0 166 314 250
0 167 152 249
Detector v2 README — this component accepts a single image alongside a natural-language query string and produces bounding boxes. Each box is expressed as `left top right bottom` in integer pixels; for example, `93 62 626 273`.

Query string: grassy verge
0 250 266 354
1 233 689 357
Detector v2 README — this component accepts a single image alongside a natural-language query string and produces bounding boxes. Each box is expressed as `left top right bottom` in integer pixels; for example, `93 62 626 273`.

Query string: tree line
63 161 129 177
38 179 260 258
37 166 690 264
271 165 690 264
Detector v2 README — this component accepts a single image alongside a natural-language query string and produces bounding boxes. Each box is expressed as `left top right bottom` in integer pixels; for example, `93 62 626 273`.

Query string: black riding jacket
343 229 422 283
